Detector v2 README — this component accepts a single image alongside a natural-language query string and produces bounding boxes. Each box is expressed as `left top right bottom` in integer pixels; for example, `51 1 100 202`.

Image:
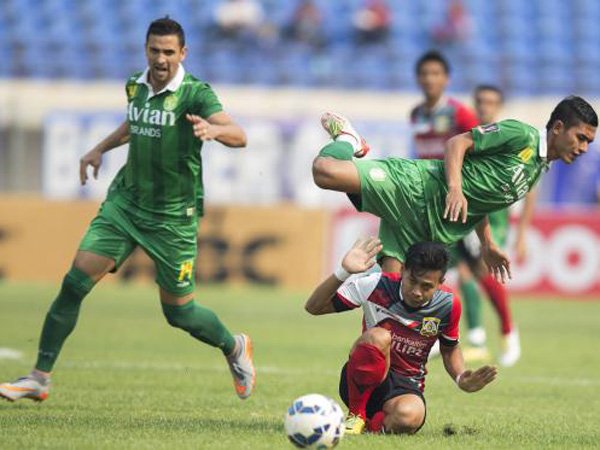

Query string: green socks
36 267 95 372
460 278 483 331
318 141 354 160
162 301 236 355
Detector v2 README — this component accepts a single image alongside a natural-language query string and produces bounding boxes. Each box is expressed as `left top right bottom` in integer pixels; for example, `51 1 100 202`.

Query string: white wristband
455 372 463 386
334 266 351 282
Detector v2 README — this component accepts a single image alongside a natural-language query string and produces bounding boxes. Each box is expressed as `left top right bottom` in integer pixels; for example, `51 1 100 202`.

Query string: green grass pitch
1 281 599 449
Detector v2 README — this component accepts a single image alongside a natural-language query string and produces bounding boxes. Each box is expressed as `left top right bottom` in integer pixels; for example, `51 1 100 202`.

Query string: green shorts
353 158 431 262
79 200 198 296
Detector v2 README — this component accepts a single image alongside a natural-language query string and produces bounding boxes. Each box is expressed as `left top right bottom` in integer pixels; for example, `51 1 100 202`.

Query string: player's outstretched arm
186 112 247 147
444 132 474 223
80 120 130 185
304 237 382 315
440 343 497 393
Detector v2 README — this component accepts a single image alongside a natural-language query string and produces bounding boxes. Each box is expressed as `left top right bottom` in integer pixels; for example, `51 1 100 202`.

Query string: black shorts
338 363 427 429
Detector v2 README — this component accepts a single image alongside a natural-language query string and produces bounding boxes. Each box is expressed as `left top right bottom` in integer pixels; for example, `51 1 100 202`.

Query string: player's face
550 121 596 164
401 269 445 308
474 90 503 124
417 61 449 102
145 34 187 90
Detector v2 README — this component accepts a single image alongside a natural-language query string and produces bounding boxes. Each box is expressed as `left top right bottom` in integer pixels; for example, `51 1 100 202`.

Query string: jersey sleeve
455 104 479 133
439 295 462 346
191 83 224 118
470 119 529 156
335 272 382 311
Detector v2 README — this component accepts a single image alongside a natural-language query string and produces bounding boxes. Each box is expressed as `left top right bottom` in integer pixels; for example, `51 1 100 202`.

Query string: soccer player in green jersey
312 96 597 283
0 18 255 403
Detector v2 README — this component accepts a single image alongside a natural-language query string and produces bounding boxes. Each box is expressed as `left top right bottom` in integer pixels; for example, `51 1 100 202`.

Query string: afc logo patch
420 317 441 337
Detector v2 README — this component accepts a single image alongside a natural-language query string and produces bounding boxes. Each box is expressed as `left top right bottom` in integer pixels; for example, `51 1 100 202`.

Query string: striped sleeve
336 272 382 310
440 294 462 346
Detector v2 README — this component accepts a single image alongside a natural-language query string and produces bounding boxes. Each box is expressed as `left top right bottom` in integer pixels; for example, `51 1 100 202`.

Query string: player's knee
384 402 425 435
312 157 335 188
361 327 392 350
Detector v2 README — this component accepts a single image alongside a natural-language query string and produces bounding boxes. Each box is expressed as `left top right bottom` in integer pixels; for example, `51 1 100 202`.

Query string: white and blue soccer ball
284 393 345 449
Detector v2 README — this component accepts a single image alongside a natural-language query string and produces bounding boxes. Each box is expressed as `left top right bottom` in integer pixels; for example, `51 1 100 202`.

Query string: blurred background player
0 17 255 403
305 238 497 435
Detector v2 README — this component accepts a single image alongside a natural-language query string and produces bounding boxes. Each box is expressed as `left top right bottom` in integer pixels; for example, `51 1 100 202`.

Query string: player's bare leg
380 394 426 434
0 251 113 402
344 327 391 435
160 289 256 400
380 257 403 274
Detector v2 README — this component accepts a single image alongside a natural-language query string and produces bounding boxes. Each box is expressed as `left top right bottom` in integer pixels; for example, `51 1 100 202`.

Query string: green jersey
419 119 549 243
107 66 223 221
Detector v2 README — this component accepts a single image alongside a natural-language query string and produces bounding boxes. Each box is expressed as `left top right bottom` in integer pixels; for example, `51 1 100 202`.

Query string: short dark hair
146 16 185 47
546 95 598 131
415 50 450 75
404 242 449 277
474 84 504 103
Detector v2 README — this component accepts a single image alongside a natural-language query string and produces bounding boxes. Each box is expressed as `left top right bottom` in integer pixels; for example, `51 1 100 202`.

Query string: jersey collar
538 129 552 171
136 64 185 99
538 129 548 160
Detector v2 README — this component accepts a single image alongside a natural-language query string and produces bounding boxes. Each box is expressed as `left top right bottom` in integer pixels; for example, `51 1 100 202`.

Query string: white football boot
320 112 371 158
0 375 50 402
226 334 256 400
499 328 521 367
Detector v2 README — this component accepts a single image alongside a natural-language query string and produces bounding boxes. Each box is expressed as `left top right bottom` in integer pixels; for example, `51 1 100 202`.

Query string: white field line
0 348 23 360
57 360 600 386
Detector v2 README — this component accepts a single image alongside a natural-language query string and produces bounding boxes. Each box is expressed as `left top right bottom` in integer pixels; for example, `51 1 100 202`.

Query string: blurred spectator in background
431 0 471 46
352 0 391 45
213 0 266 43
285 0 325 49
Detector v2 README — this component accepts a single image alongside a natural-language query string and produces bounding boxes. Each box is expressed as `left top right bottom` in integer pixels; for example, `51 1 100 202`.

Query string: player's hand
79 148 103 185
186 113 219 141
457 365 497 392
481 244 512 283
444 187 468 223
341 237 383 274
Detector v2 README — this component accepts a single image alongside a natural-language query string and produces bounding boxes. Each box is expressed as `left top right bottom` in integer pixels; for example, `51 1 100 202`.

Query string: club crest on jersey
163 94 178 111
420 317 441 337
126 84 138 100
433 115 451 133
518 147 534 163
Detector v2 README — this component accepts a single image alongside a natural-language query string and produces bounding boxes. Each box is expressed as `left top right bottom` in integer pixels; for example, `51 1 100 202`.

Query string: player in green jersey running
312 96 597 282
0 18 255 403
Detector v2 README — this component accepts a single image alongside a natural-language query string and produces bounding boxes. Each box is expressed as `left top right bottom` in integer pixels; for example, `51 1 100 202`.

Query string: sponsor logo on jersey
420 317 441 337
163 94 178 111
177 260 194 283
369 167 387 182
128 102 176 127
478 123 499 134
518 147 534 163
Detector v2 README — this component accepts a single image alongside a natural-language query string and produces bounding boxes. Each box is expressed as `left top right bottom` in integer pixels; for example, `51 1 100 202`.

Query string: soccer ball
284 393 345 449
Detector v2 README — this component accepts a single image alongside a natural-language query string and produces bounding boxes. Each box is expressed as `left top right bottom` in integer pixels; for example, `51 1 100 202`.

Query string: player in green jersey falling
0 17 255 403
312 96 597 282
